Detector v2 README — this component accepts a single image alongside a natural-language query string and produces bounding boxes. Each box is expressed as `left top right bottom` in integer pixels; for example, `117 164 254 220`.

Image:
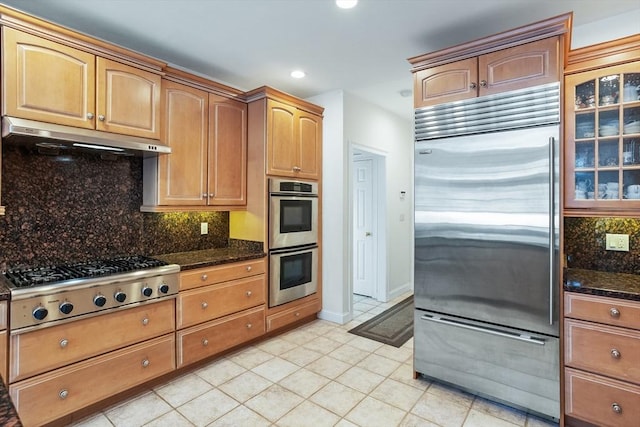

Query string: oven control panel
10 273 179 331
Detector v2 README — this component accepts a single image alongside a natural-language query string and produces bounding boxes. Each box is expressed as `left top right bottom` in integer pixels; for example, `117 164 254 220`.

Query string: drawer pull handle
612 403 622 414
201 274 208 281
59 389 69 399
295 312 300 317
142 317 149 326
201 302 208 309
610 307 620 318
202 338 209 346
246 291 252 297
59 339 69 348
142 359 150 368
611 349 621 359
247 266 252 272
246 323 252 329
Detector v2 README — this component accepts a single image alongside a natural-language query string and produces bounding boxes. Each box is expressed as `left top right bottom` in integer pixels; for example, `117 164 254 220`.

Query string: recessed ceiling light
290 70 306 79
336 0 358 9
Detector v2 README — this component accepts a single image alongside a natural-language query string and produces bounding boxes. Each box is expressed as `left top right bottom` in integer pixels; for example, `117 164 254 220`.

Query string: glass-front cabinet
565 61 640 210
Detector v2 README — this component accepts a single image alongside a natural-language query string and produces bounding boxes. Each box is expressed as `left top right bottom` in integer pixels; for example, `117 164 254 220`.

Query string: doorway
350 145 386 308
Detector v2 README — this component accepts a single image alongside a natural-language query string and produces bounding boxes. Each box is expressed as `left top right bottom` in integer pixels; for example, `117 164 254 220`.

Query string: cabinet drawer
180 258 266 290
10 299 175 382
565 319 640 384
565 293 640 330
177 306 265 368
565 367 640 427
177 275 265 328
10 334 175 427
266 298 320 332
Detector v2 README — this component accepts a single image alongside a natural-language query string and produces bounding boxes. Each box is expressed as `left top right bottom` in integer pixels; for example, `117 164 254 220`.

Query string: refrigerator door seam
549 136 556 325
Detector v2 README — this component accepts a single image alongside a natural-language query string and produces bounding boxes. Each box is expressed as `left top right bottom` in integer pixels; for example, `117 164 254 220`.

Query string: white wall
307 90 412 324
571 9 640 49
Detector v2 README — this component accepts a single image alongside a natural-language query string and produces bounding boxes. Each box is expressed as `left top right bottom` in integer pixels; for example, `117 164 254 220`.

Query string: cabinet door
564 61 640 211
96 58 161 139
413 57 478 107
296 110 322 180
479 37 559 96
158 80 208 205
208 94 247 205
2 27 95 129
266 99 297 177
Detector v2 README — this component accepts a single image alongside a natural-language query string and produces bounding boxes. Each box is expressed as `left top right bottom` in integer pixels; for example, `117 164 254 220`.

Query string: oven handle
269 244 318 255
269 193 318 198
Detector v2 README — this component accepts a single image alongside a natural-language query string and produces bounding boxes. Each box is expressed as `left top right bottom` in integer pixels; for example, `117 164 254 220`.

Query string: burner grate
3 255 168 288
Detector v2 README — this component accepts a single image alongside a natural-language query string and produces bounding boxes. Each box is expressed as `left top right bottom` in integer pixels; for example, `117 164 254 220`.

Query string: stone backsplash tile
0 145 230 269
564 216 640 274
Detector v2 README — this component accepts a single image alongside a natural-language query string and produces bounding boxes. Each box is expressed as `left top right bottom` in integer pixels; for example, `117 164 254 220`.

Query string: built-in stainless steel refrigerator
413 82 561 420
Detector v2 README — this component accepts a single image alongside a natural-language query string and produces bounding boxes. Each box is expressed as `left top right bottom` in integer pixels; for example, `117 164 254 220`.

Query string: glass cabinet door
565 62 640 209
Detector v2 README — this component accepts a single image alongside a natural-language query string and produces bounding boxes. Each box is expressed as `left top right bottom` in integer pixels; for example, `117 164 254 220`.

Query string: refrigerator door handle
548 136 555 326
420 314 547 345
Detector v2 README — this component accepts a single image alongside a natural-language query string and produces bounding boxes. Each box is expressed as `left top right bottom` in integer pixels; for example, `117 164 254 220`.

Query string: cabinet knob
209 193 215 198
469 82 477 90
142 359 150 368
142 317 149 326
202 338 209 346
59 339 69 348
246 291 252 297
98 115 105 121
246 323 252 329
59 389 69 400
87 113 94 119
612 403 622 414
202 193 208 198
480 80 488 88
295 312 300 317
201 302 208 309
201 274 208 281
246 266 252 272
292 166 301 172
609 307 620 318
611 348 621 359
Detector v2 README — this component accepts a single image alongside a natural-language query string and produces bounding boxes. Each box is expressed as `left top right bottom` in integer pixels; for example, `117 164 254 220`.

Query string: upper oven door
269 195 318 249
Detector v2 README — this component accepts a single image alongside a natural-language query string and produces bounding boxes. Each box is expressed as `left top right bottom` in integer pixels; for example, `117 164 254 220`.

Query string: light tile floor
71 294 559 427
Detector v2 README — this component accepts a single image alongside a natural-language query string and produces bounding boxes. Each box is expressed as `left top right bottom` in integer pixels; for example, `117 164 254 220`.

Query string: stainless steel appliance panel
414 309 560 419
269 178 319 249
414 125 559 336
269 245 318 307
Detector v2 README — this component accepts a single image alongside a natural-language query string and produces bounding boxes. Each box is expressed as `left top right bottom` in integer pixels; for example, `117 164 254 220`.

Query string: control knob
33 306 48 321
158 283 170 294
114 291 127 303
59 302 74 315
141 287 153 297
94 295 107 307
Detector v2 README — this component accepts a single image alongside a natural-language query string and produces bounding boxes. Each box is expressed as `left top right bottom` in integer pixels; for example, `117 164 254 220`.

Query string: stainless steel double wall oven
268 178 319 307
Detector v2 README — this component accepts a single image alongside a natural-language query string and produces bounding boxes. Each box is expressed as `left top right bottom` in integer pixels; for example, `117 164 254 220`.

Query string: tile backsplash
0 145 230 269
564 216 640 274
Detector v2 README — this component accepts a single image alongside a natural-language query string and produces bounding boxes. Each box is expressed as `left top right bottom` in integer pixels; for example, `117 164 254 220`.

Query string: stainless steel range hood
1 116 171 156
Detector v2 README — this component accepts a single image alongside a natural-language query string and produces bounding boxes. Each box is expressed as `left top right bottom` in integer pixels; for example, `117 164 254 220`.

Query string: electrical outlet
200 222 208 235
605 233 629 251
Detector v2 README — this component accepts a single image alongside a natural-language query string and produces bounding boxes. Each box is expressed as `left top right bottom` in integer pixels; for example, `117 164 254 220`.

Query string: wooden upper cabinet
413 57 478 106
158 80 209 206
413 37 559 108
2 27 96 129
2 27 161 139
96 57 161 139
266 99 322 180
208 94 247 205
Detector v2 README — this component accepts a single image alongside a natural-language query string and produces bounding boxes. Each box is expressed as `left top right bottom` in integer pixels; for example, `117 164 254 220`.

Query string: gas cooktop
3 255 169 288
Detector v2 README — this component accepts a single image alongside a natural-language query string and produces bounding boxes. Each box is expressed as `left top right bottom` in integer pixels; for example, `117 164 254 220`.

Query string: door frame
348 143 387 309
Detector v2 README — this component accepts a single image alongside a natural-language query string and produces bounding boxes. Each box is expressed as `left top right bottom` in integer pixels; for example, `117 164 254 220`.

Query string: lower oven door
269 245 318 307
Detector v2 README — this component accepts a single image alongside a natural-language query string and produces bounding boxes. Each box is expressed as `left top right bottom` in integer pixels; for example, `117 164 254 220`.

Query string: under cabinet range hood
1 116 171 156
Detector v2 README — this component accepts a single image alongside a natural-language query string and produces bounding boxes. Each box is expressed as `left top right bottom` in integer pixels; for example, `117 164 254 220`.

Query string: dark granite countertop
0 382 22 426
154 247 266 271
564 268 640 302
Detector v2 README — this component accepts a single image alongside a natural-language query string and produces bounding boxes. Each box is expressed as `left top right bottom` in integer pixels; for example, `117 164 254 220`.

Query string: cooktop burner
3 255 169 288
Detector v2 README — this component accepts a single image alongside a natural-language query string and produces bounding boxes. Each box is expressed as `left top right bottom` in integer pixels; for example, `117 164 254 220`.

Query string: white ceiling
2 0 639 119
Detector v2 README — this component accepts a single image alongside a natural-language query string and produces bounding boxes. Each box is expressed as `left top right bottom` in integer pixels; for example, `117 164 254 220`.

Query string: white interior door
353 157 375 297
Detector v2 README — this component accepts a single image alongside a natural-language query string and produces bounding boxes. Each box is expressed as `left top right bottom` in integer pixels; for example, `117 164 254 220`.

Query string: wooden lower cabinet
180 258 265 291
177 306 265 367
266 298 320 332
10 299 175 382
565 368 640 427
564 293 640 427
10 334 175 427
